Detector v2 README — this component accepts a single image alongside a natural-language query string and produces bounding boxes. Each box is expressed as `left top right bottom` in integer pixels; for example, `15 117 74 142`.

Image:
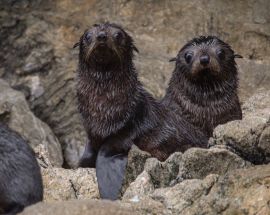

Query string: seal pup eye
184 52 193 64
217 49 225 59
114 32 123 41
85 32 92 42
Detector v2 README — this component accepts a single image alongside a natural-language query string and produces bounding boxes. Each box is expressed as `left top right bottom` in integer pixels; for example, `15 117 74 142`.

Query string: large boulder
211 91 270 164
1 0 269 167
0 79 63 167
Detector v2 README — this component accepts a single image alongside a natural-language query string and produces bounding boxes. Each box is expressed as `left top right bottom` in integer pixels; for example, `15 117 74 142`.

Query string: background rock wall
1 0 269 167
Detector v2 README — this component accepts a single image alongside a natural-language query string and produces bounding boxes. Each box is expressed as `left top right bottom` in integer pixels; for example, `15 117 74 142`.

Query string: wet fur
0 123 43 215
76 23 208 199
164 36 242 137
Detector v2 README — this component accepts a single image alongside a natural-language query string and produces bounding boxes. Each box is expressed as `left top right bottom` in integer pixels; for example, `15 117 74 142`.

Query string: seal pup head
74 23 138 67
170 36 242 82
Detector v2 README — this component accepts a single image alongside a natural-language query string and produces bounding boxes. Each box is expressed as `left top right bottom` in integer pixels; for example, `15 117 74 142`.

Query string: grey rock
212 91 270 164
122 145 151 193
20 198 166 215
42 168 99 201
178 148 251 180
150 165 270 215
184 165 270 215
151 174 219 215
144 152 182 188
123 171 155 200
20 200 137 215
0 79 63 167
237 59 270 102
123 152 182 199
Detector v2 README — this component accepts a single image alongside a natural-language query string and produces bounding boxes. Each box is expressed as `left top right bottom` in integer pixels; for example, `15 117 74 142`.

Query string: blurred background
0 0 269 168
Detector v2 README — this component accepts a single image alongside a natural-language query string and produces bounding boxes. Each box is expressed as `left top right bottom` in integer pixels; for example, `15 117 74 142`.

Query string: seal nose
200 55 210 65
97 32 107 41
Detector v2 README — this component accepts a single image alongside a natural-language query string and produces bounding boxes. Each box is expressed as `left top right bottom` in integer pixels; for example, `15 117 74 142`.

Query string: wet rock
212 91 270 164
42 168 99 201
0 79 63 167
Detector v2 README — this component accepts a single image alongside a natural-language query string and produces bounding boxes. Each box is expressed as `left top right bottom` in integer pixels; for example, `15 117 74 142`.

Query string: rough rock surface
20 198 166 215
42 168 99 201
122 146 151 192
151 165 270 215
238 59 270 102
212 91 270 164
124 148 251 200
177 147 251 180
20 200 138 215
1 0 269 167
0 79 63 167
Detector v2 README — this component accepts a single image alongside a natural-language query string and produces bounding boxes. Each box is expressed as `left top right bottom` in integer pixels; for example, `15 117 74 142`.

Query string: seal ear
234 54 243 58
73 42 80 49
169 57 177 62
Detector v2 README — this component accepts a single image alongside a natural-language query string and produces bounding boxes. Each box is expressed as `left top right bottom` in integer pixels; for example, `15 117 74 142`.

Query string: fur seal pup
164 36 242 138
75 23 208 200
0 123 43 214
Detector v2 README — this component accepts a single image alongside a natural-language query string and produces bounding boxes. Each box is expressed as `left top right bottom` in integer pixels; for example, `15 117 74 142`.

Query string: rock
177 148 251 180
123 171 155 201
183 165 270 215
238 59 270 102
124 148 250 200
151 174 219 214
144 152 182 188
20 200 138 215
122 145 151 193
1 0 270 168
0 79 63 167
212 91 270 164
20 198 166 215
123 152 182 199
42 168 99 201
148 165 270 214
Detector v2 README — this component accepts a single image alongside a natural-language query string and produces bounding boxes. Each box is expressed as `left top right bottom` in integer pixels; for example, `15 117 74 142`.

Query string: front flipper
96 138 132 200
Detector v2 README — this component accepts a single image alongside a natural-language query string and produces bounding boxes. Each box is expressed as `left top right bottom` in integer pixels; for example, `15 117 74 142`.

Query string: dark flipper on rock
96 137 132 200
